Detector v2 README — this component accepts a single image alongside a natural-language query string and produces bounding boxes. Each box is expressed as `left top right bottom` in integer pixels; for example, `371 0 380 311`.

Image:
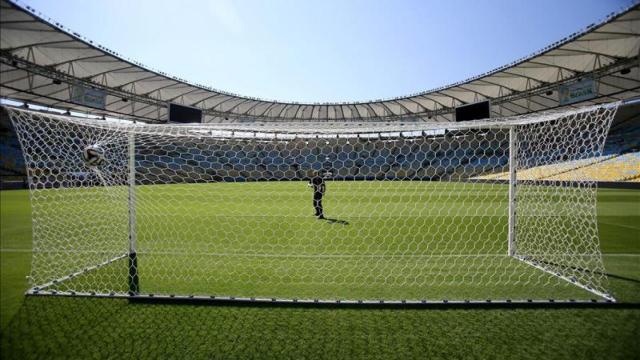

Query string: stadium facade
1 0 639 188
0 0 639 124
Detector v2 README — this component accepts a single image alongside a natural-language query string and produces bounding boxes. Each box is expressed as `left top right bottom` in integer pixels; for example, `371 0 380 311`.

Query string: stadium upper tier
1 0 640 123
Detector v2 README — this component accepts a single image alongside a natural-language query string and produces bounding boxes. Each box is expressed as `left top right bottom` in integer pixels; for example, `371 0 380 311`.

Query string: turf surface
1 186 639 359
21 181 620 301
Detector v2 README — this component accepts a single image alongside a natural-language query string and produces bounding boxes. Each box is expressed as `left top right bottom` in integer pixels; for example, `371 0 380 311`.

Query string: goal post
506 105 618 301
4 102 619 304
508 125 517 257
128 131 139 295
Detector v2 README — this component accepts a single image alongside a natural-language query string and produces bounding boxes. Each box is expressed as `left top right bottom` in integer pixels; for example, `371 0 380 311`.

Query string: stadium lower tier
478 151 640 182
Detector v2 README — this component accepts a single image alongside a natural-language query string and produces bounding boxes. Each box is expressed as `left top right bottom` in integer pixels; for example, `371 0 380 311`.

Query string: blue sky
24 0 630 103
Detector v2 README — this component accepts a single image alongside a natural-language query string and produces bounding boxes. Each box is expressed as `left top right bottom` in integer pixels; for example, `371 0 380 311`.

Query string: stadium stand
1 0 638 188
1 104 637 187
480 151 639 182
0 108 26 189
128 130 509 184
477 107 640 183
547 152 640 182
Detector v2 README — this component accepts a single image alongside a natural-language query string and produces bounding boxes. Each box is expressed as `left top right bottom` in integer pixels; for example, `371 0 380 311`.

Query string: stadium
1 0 639 358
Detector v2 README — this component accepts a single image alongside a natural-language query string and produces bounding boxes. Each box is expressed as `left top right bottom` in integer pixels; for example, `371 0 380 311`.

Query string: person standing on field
308 170 326 219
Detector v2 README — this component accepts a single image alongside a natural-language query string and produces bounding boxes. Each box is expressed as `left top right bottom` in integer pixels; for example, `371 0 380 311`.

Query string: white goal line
3 248 639 257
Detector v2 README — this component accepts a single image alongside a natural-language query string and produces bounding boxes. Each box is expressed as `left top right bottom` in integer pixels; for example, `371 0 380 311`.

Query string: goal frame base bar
514 255 616 302
28 253 129 293
24 290 620 307
25 252 617 305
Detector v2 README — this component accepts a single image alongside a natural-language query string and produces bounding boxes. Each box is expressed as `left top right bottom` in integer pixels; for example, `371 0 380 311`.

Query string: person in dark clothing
308 171 326 219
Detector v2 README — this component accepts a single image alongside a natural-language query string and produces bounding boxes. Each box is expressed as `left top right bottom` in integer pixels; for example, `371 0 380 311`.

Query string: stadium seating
479 152 639 182
477 114 640 182
0 110 27 189
0 107 637 187
546 152 640 182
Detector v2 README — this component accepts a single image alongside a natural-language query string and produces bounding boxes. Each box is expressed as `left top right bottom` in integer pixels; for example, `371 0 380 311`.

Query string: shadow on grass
321 217 349 225
1 296 639 359
607 272 640 284
531 257 640 285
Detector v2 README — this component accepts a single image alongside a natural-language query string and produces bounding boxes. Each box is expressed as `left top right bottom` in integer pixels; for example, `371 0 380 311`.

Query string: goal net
5 102 618 303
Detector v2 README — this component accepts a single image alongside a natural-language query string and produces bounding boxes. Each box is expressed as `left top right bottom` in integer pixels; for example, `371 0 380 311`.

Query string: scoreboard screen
168 103 202 123
455 101 490 122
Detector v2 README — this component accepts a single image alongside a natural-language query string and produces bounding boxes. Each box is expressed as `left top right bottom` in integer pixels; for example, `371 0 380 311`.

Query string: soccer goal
5 102 618 304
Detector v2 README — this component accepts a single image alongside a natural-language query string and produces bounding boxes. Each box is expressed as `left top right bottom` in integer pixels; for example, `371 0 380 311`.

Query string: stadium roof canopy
1 0 639 123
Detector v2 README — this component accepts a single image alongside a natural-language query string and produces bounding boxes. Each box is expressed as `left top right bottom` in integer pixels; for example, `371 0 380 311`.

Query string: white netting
5 102 618 302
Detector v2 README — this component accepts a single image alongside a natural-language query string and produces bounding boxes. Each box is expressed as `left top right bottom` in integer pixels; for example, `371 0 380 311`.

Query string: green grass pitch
1 184 639 359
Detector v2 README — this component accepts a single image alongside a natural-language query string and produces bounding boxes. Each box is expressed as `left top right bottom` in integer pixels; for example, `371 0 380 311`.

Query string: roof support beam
192 93 225 107
545 48 622 61
206 96 237 110
414 95 449 111
3 39 76 53
132 87 205 115
225 98 253 113
140 81 183 97
500 70 546 86
381 101 406 117
430 91 467 107
277 105 292 118
402 98 429 112
258 101 280 117
239 100 268 116
362 103 380 118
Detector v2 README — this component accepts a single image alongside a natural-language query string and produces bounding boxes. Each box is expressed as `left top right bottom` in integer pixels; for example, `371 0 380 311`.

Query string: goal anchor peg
128 251 139 295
